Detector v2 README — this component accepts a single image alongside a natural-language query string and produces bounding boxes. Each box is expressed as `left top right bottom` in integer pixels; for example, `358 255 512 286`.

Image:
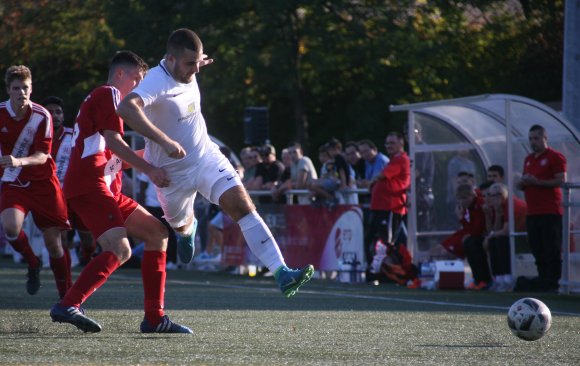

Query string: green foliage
0 0 563 157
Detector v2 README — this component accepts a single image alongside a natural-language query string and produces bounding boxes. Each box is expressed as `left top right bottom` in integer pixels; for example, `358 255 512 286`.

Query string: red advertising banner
222 205 364 271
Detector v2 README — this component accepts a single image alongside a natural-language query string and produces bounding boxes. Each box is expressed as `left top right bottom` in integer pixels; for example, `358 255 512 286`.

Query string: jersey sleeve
552 151 567 175
94 87 124 135
32 109 53 154
131 68 162 107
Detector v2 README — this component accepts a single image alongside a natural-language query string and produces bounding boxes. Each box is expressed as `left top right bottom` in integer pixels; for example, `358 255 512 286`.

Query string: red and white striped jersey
63 85 125 199
0 100 55 182
52 126 74 186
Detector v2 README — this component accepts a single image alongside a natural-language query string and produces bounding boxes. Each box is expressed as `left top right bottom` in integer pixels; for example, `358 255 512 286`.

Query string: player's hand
162 140 186 159
147 166 171 188
0 155 21 168
199 54 214 69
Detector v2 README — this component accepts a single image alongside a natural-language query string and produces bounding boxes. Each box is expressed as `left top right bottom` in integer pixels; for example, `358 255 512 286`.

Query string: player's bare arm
103 130 170 188
117 93 186 159
0 151 48 168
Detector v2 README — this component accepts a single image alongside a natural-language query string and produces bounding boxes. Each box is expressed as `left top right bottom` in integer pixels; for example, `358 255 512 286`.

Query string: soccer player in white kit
117 28 313 297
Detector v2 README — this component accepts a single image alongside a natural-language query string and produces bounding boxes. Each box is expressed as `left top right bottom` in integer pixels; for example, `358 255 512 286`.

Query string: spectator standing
357 139 389 188
344 141 366 182
287 142 318 204
254 144 284 204
0 65 71 298
365 132 410 275
446 150 476 226
327 138 357 204
516 124 566 292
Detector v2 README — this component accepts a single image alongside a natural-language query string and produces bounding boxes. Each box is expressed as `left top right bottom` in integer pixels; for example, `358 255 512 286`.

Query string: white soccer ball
507 297 552 341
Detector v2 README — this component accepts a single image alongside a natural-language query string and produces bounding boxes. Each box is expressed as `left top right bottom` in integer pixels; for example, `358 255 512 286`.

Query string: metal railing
561 183 580 294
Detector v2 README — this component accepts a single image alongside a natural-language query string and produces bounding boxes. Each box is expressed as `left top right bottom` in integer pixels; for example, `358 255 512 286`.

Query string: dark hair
487 165 504 178
529 124 545 134
327 137 343 151
478 180 494 191
387 131 405 145
4 65 31 87
344 141 359 151
457 171 474 178
357 139 377 150
167 28 202 57
109 50 148 78
42 96 64 109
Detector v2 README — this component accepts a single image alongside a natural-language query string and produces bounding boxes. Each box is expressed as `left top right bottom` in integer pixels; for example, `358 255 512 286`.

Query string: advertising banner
222 205 365 271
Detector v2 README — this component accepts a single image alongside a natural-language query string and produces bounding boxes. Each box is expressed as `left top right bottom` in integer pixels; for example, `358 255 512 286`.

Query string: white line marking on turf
113 274 580 317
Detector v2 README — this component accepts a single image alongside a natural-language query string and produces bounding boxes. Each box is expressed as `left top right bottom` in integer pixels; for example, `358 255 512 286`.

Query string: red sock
141 251 166 325
8 231 40 268
49 254 71 298
61 251 120 308
62 247 73 288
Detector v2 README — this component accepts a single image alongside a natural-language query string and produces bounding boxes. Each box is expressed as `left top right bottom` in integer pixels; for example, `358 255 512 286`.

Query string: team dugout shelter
390 94 580 294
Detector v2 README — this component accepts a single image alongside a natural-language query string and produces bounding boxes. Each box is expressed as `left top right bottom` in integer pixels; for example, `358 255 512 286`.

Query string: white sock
238 211 285 272
176 218 197 238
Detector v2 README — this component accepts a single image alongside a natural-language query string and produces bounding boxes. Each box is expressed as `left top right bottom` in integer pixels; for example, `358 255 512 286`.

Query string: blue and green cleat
177 219 198 264
275 265 315 298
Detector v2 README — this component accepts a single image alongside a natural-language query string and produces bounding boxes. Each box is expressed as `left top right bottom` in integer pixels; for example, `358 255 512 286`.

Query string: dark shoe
26 265 41 295
140 315 193 334
275 265 315 298
50 303 102 333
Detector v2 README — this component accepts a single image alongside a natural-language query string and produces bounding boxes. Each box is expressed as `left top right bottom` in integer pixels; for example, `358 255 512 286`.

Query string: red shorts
0 175 70 230
67 192 138 240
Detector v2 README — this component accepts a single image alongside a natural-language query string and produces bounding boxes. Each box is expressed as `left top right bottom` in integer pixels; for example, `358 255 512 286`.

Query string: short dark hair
387 131 405 145
344 141 359 151
457 171 474 178
42 96 64 109
487 165 504 178
529 124 546 134
357 139 377 150
327 137 343 151
4 65 31 87
109 50 148 78
167 28 202 57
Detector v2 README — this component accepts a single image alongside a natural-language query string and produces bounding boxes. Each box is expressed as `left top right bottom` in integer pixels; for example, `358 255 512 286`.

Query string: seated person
443 183 491 290
484 183 527 292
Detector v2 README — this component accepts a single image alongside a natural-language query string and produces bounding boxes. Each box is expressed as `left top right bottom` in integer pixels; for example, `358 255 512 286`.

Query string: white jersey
132 59 217 172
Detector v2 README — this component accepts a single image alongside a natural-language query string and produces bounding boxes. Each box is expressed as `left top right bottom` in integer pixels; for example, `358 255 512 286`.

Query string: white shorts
155 148 242 228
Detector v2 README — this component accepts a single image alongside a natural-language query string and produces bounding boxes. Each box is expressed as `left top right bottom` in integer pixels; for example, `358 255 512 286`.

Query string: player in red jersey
50 51 191 334
516 124 567 292
0 65 71 298
43 96 95 269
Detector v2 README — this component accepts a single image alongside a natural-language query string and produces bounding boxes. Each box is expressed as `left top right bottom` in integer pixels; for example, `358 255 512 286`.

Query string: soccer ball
507 297 552 341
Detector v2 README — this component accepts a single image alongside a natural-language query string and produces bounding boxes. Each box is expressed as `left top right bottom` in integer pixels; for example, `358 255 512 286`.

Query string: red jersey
460 195 486 237
522 147 566 215
0 100 55 182
370 152 410 214
52 126 74 186
64 85 124 199
502 197 527 232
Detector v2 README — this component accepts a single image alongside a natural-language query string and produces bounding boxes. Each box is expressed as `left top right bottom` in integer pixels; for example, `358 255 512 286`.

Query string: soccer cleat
26 265 41 295
177 220 198 264
50 303 102 333
177 235 195 264
275 265 315 298
140 315 193 334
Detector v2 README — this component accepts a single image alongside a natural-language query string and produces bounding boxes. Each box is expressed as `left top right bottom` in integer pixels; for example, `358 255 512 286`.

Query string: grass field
1 258 579 366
